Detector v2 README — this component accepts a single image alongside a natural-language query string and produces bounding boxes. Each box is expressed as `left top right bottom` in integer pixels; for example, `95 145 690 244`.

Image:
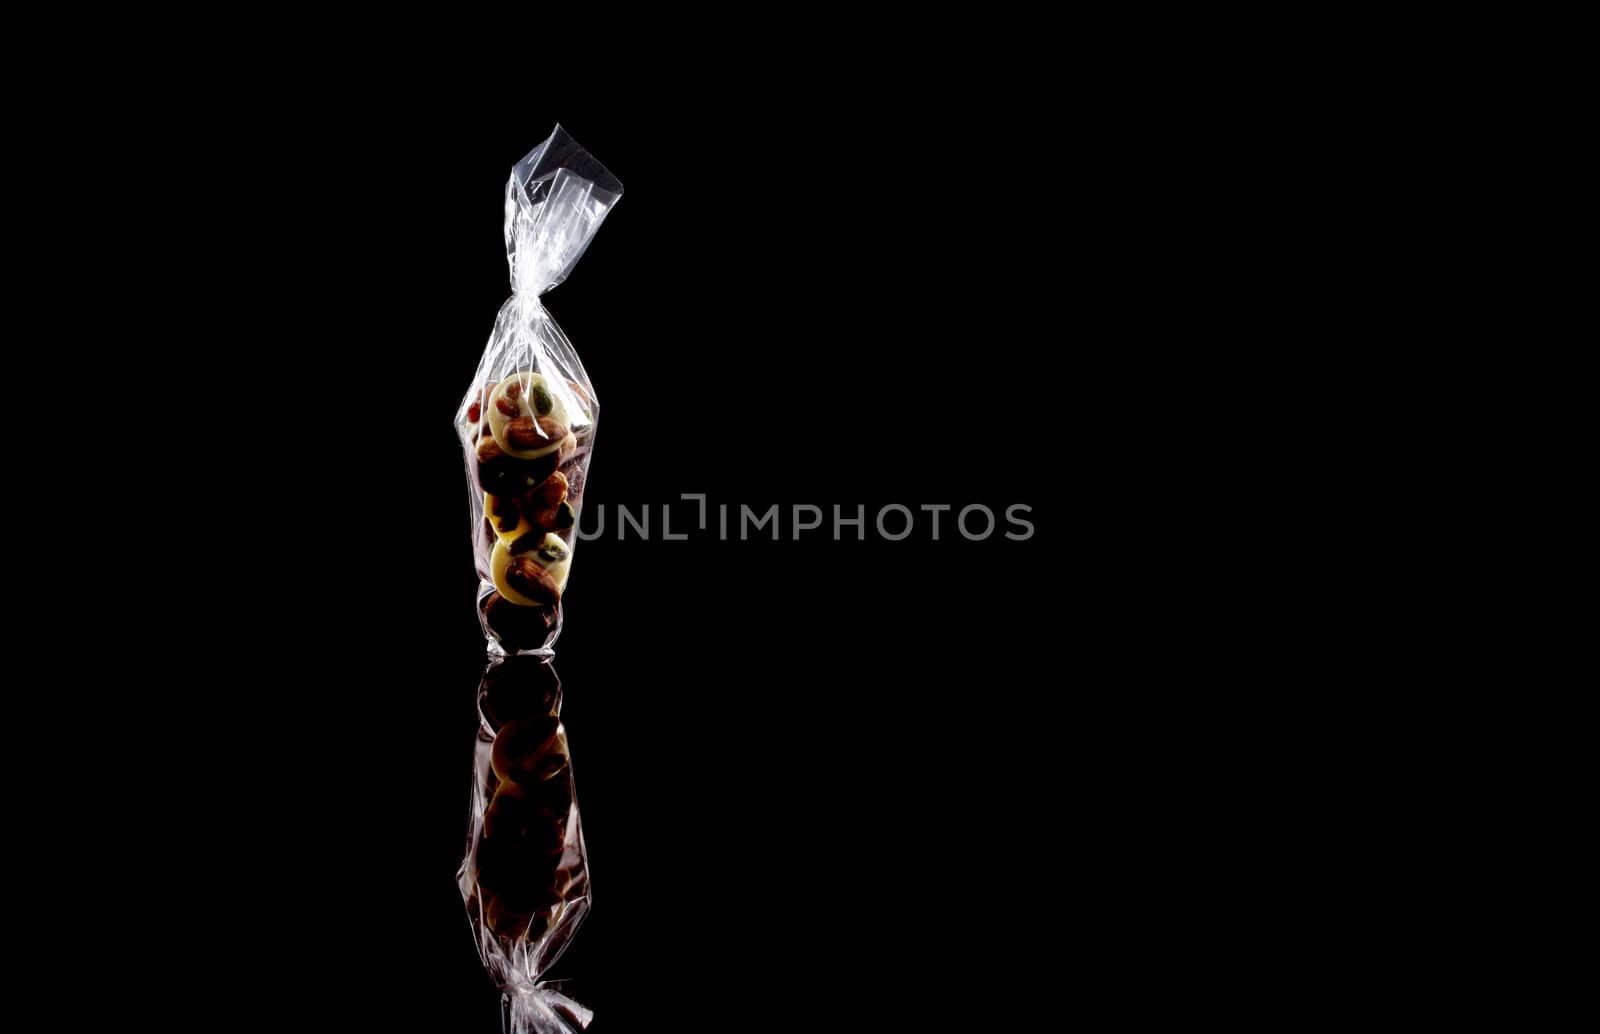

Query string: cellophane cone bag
456 126 621 656
459 656 592 1033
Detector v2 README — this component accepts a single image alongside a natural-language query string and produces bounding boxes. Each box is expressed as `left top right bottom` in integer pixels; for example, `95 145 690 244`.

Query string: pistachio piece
532 536 569 566
528 380 554 417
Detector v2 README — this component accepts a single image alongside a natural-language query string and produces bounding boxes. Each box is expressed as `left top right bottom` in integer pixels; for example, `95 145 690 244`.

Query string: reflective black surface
132 101 1099 1033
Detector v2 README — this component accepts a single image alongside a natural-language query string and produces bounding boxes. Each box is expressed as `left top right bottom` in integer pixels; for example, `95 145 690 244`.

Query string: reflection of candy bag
459 656 592 1033
457 126 622 655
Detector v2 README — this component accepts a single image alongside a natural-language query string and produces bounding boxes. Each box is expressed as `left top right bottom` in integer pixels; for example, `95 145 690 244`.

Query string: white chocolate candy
490 533 573 606
487 373 570 460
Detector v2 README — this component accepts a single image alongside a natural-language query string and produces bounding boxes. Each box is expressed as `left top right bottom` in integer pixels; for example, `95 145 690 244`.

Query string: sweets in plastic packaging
454 127 618 1032
457 126 621 656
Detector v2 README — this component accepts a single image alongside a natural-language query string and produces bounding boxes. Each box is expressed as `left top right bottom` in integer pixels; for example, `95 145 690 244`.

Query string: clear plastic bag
459 655 591 1033
457 127 621 655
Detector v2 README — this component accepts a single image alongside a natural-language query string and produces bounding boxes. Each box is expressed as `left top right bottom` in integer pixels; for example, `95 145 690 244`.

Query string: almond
531 471 568 509
505 556 560 605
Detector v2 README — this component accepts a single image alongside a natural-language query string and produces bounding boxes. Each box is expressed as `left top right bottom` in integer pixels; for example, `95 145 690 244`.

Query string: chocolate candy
485 470 574 545
487 373 575 461
490 532 571 607
465 369 596 652
475 431 561 499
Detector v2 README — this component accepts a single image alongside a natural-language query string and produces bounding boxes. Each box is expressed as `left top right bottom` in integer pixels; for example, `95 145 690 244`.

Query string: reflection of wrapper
456 125 621 657
458 654 591 1032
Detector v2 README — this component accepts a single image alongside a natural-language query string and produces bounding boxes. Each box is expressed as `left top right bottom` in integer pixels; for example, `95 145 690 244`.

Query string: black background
11 26 1396 1026
84 95 1174 1030
371 114 1071 1032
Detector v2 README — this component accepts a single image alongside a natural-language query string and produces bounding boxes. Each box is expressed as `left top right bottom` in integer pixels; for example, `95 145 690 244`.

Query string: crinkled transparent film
456 126 621 656
459 655 591 1033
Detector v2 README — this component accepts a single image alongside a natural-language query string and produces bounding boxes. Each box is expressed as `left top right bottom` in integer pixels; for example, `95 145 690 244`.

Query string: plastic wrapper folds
459 655 591 1033
456 126 622 656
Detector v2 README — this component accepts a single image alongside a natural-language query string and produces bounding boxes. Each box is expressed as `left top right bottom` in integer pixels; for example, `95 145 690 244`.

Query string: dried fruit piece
464 382 495 425
560 459 586 502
